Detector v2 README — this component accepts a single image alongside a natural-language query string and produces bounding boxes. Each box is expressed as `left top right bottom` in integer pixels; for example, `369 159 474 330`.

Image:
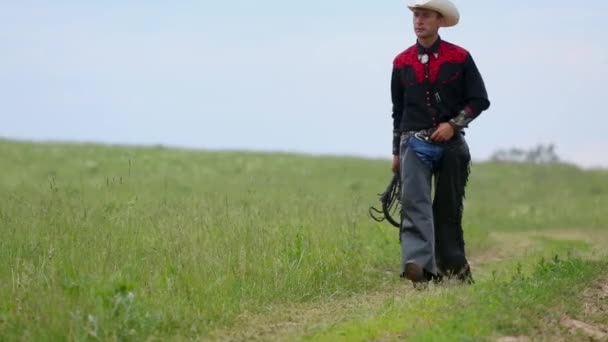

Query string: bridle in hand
369 173 401 228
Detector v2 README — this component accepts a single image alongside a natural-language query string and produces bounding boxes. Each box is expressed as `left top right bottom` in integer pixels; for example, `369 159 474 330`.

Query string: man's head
412 8 443 39
407 0 460 36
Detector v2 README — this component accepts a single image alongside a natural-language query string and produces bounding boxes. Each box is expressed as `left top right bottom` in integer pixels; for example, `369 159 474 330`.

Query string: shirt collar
416 36 442 56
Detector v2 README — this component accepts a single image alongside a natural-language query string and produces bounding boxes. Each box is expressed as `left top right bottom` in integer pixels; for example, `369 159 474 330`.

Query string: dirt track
209 229 608 341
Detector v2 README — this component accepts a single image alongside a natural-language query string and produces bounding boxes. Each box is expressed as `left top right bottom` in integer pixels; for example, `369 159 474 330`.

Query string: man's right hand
392 155 400 174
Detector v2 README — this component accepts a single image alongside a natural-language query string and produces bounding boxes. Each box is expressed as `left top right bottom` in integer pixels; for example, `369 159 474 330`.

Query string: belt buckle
414 130 431 142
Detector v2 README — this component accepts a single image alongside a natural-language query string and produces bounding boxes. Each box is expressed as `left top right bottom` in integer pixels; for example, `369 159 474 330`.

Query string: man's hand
430 122 455 142
392 155 400 174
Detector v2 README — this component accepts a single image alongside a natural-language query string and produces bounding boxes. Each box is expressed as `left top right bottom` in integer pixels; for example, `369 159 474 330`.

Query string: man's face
412 8 442 39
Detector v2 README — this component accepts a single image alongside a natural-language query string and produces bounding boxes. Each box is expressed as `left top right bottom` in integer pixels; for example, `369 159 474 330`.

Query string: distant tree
490 144 560 164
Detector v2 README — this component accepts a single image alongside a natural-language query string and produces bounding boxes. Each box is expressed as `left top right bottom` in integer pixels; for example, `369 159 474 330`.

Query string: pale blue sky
1 1 607 168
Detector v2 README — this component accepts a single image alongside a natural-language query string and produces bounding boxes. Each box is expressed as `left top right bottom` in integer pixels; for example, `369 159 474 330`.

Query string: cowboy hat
407 0 460 27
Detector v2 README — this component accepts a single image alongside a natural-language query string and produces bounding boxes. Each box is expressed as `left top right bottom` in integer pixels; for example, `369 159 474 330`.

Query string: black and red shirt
391 37 490 151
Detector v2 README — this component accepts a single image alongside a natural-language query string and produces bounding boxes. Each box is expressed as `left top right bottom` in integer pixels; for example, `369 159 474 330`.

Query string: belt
401 128 435 140
401 128 464 144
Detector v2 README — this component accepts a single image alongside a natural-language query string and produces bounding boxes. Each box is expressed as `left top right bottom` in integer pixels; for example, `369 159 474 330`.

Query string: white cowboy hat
407 0 460 27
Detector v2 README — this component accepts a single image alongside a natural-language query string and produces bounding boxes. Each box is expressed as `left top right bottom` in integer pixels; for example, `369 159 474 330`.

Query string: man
390 0 490 286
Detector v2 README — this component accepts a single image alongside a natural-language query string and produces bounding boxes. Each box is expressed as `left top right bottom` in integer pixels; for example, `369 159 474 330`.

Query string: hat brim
407 3 459 27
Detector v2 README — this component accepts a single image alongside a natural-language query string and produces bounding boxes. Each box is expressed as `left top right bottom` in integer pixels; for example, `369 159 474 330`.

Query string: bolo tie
418 51 439 65
418 50 442 125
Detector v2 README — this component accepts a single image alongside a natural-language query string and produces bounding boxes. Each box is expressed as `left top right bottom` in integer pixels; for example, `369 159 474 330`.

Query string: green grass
0 139 607 340
466 161 608 231
307 254 607 341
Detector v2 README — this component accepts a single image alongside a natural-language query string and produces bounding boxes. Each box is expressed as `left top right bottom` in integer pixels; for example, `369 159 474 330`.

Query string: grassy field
1 139 607 341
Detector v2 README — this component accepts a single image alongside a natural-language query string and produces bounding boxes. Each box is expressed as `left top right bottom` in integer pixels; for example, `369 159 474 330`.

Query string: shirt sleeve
462 53 490 118
391 67 404 155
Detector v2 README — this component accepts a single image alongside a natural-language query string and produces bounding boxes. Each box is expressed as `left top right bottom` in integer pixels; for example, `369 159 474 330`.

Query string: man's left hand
430 122 455 142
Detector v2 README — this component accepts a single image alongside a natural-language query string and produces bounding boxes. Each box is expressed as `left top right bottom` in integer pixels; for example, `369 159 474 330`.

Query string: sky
1 0 607 168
